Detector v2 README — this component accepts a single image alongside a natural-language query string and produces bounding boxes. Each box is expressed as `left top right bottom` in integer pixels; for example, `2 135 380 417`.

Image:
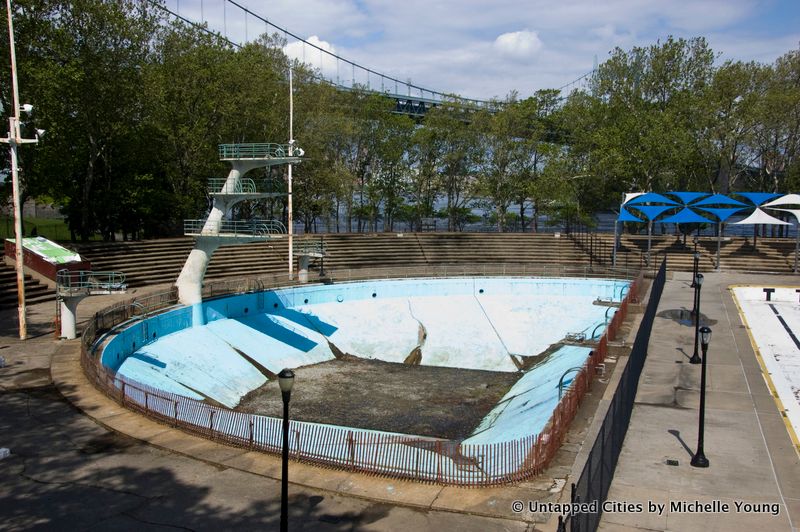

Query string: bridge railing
183 219 287 238
218 143 299 160
80 264 643 487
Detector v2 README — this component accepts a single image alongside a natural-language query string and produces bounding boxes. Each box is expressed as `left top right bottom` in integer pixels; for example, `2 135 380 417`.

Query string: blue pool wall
101 276 629 373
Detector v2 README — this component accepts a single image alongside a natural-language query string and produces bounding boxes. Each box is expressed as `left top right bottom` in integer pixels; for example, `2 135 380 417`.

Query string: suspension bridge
152 0 594 117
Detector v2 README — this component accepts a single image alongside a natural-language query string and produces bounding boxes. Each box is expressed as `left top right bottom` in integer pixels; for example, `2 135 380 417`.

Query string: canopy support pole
716 222 721 271
612 219 618 267
795 222 798 274
647 221 652 266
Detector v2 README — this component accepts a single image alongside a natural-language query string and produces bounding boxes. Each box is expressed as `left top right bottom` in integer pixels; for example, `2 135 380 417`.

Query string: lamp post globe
700 326 712 348
278 368 295 395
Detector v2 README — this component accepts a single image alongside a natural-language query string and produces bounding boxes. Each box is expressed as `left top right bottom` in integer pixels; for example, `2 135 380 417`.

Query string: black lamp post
689 273 704 364
278 368 295 532
690 252 700 289
691 326 712 468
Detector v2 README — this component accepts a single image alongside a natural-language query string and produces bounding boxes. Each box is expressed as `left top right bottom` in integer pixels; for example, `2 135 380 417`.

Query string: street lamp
1 0 41 340
689 273 704 364
690 252 700 289
278 368 295 532
691 326 712 468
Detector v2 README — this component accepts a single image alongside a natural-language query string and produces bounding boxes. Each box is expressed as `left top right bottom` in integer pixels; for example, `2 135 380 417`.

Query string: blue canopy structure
625 192 680 206
668 192 707 205
660 208 714 224
627 205 677 221
692 194 747 207
695 207 745 222
735 192 781 206
618 206 644 222
614 191 798 270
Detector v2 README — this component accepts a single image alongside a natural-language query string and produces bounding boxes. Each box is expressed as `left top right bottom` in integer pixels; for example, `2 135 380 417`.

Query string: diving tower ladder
175 142 303 311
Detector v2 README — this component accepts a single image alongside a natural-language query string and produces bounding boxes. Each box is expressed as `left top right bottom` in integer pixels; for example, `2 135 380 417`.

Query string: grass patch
0 216 98 242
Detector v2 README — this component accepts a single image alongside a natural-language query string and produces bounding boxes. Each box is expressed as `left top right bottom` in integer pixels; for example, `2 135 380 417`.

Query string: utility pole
1 0 41 340
287 68 294 279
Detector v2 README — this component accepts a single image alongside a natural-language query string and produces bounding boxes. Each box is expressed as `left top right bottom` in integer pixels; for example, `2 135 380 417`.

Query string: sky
166 0 800 101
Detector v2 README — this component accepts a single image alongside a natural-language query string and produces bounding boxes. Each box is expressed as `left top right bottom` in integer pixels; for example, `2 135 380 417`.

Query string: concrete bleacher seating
71 232 595 290
3 231 797 309
73 232 800 290
0 262 52 307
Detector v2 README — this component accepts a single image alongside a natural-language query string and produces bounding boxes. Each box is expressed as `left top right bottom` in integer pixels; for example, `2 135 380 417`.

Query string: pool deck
3 271 800 530
599 271 800 532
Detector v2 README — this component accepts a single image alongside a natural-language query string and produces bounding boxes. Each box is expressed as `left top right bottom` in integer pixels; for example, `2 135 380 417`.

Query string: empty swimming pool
97 275 634 484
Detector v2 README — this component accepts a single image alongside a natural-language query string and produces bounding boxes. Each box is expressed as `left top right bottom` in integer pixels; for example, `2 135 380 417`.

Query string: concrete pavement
8 270 798 531
0 287 549 531
600 271 800 531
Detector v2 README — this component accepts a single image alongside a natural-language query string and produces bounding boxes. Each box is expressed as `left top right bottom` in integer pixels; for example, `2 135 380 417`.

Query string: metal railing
56 269 127 297
559 258 666 531
296 238 327 257
568 226 610 268
206 177 286 195
207 177 257 194
80 266 643 487
218 143 299 160
183 219 287 237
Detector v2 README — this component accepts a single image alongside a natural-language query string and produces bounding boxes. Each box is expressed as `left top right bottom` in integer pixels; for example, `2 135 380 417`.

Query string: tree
17 0 159 240
424 103 480 231
475 95 534 232
587 37 714 194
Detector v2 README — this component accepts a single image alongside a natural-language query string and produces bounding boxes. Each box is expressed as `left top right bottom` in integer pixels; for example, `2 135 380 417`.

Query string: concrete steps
65 232 800 297
612 234 798 273
0 262 54 307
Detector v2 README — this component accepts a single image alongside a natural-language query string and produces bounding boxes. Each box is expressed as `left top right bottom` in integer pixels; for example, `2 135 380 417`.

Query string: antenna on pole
287 67 294 279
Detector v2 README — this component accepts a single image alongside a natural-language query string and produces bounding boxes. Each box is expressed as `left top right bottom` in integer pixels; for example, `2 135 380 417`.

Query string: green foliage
2 2 799 239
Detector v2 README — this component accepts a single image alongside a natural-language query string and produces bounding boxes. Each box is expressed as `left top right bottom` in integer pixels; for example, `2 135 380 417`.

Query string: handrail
207 177 257 194
218 143 301 160
130 301 146 318
207 177 286 195
296 238 327 256
590 321 608 340
558 366 584 400
56 269 127 297
183 219 287 237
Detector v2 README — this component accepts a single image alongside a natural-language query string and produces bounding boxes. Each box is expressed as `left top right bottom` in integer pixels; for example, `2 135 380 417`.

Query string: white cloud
493 30 543 60
169 0 800 100
283 35 340 78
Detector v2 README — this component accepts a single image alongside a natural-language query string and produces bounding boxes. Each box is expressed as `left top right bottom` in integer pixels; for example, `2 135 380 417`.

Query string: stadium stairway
0 262 53 307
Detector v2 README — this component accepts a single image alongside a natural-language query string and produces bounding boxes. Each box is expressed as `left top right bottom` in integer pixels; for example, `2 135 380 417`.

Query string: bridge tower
176 143 302 320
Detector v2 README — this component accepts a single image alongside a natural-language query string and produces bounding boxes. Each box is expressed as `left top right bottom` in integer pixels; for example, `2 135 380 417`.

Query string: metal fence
559 257 667 531
80 265 643 487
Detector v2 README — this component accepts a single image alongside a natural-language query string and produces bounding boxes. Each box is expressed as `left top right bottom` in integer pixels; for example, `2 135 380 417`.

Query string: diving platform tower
176 143 302 311
57 270 127 339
